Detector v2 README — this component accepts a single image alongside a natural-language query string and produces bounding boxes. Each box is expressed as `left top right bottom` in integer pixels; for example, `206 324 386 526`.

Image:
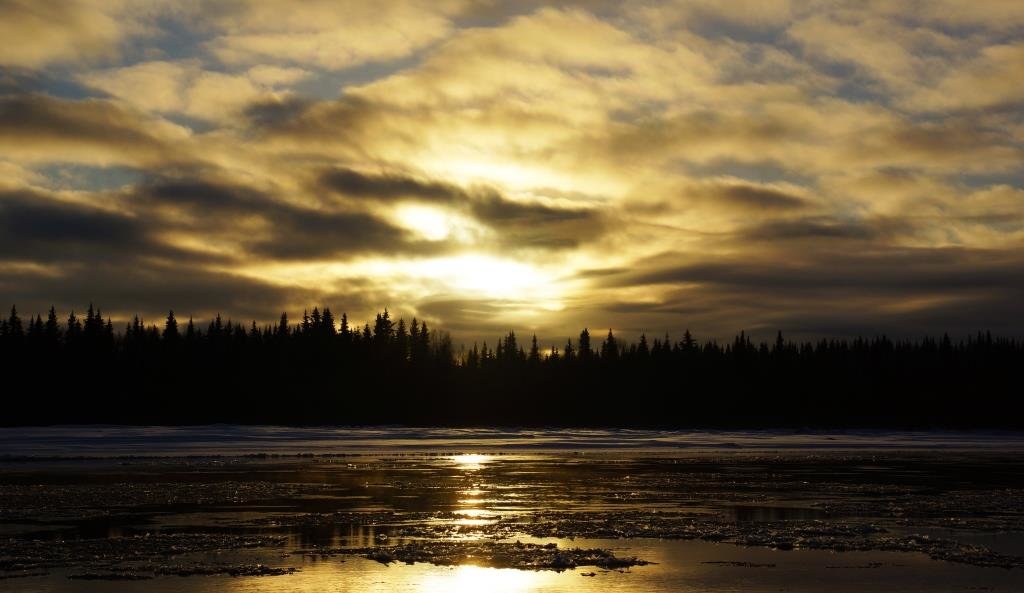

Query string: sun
394 204 483 243
414 255 558 301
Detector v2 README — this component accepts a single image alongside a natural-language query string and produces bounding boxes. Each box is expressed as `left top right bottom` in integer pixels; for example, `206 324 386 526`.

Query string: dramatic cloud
0 94 189 166
2 1 1023 344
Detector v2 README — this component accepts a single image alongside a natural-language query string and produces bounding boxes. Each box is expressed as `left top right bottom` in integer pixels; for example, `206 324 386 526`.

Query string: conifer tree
528 334 540 364
7 305 23 338
601 329 618 360
637 333 649 358
65 311 82 345
578 328 591 359
44 306 60 345
322 308 336 336
339 313 350 341
163 310 179 341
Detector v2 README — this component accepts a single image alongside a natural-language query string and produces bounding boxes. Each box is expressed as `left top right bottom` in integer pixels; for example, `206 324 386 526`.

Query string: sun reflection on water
451 453 492 471
421 564 558 593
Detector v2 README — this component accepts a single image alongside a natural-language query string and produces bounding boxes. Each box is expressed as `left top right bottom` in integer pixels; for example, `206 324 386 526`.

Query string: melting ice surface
2 425 1023 458
2 427 1024 592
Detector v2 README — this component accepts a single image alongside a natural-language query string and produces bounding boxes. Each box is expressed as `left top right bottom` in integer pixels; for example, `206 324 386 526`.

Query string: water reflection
451 453 492 470
421 564 558 593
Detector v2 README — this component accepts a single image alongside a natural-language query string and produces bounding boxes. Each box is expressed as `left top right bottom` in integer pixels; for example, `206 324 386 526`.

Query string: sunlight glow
234 252 567 303
394 204 482 243
451 453 492 470
421 564 557 593
417 255 559 300
428 157 564 192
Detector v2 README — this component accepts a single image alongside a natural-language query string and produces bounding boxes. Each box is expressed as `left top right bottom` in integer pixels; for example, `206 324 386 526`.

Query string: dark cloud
0 188 193 263
0 260 302 325
470 190 604 248
242 96 316 129
140 177 435 260
0 93 178 162
0 189 138 245
615 247 1024 293
886 119 1014 160
249 208 435 260
471 190 589 223
0 186 406 325
244 94 415 148
710 183 807 210
146 179 260 208
319 167 461 202
588 246 1024 338
317 168 605 248
739 216 897 241
0 188 306 323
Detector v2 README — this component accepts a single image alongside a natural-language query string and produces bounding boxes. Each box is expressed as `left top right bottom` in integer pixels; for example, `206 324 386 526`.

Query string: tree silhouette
163 310 180 342
578 328 591 360
6 305 23 339
0 302 1021 427
528 334 541 364
601 329 619 361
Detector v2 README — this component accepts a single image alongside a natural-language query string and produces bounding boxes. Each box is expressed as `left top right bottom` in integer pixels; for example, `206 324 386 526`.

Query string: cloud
138 176 449 260
586 245 1024 338
77 61 194 113
0 0 128 68
674 179 810 216
709 182 806 210
468 190 604 249
738 216 901 241
78 60 310 121
0 259 302 325
245 65 311 87
0 188 154 260
317 167 606 248
905 44 1024 112
3 2 1024 341
203 0 462 70
0 93 189 166
319 167 461 202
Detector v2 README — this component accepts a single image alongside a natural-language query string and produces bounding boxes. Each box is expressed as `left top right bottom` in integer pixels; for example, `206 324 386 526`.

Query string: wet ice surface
2 427 1024 591
3 425 1024 457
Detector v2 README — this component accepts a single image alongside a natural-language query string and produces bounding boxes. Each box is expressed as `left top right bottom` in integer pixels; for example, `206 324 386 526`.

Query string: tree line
1 304 1020 427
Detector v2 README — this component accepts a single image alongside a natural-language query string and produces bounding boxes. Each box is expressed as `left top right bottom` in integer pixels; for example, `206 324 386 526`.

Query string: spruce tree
163 310 180 341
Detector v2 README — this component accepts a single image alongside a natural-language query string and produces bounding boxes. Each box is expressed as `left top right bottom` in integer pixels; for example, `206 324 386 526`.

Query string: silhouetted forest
1 304 1021 428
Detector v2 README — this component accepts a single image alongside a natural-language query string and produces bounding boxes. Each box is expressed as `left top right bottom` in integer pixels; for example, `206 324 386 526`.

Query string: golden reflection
421 564 558 593
452 508 497 527
451 453 492 470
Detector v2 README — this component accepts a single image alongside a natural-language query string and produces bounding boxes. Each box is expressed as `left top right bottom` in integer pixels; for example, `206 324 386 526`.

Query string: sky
1 0 1023 345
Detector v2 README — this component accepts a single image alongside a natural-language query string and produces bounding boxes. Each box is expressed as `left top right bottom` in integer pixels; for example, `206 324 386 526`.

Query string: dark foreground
2 428 1024 592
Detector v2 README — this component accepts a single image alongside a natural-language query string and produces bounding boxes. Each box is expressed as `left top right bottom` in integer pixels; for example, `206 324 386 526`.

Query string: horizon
2 301 1016 350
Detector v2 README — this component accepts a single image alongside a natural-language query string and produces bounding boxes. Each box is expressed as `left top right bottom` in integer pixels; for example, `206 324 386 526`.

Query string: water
1 426 1023 592
2 425 1022 458
7 539 1024 593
